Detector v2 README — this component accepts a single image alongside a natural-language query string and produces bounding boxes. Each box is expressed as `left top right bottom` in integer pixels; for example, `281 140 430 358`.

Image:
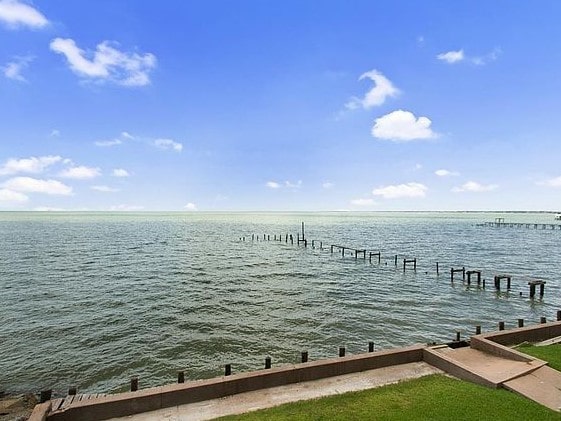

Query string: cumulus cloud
112 168 130 177
266 180 302 190
2 55 33 82
184 202 197 211
0 155 62 175
346 69 399 110
0 188 28 203
91 185 119 192
50 38 157 87
350 198 376 206
2 177 72 195
59 165 101 179
266 181 281 189
372 182 428 199
372 110 436 141
537 176 561 188
154 138 183 152
0 0 48 29
452 181 498 193
95 139 122 147
471 48 501 66
437 49 464 64
435 169 459 177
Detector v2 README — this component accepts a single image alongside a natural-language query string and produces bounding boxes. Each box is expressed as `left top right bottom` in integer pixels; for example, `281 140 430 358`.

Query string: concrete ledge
423 347 498 388
28 401 51 421
48 344 425 421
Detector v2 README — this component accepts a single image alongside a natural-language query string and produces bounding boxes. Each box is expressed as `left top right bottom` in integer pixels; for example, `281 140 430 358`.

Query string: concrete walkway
108 362 442 421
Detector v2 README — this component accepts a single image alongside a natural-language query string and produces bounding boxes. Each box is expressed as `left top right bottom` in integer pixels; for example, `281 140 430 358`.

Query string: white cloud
372 182 428 199
350 198 376 206
435 169 459 177
0 188 28 203
372 110 436 141
452 181 498 193
266 180 302 190
91 185 119 192
346 69 399 110
59 165 101 179
121 131 134 140
2 55 33 82
109 204 144 211
0 0 48 29
112 168 130 177
154 138 183 152
33 206 65 211
95 139 122 147
2 177 72 195
537 176 561 188
49 129 60 137
471 48 501 66
437 49 464 64
266 181 281 189
184 202 197 211
285 180 302 189
0 155 62 175
322 182 334 189
49 38 157 87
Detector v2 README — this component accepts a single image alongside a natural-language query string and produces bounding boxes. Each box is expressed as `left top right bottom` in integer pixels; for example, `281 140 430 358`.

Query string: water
1 211 560 396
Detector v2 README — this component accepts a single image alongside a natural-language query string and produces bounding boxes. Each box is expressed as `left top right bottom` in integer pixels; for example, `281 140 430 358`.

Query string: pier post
518 319 524 328
394 255 398 266
436 262 439 275
130 377 138 392
541 317 547 324
339 347 346 357
40 390 52 403
557 310 561 321
455 331 461 342
475 325 481 335
368 341 374 352
499 321 505 331
68 386 77 396
265 357 272 369
301 351 308 363
178 371 185 383
225 364 232 376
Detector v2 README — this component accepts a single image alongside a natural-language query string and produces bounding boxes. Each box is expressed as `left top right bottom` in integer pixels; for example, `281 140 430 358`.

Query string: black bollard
499 321 505 331
68 386 77 396
518 319 524 328
178 371 185 383
455 331 461 342
131 377 138 392
339 346 346 357
265 357 271 369
40 390 52 403
541 317 547 324
368 341 374 352
475 325 481 335
225 364 232 376
301 351 308 363
557 310 561 321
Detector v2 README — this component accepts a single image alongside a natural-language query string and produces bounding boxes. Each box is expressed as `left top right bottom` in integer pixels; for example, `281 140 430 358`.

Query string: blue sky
1 0 561 211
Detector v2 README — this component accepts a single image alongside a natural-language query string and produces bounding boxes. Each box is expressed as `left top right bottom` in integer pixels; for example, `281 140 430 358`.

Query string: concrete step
504 366 561 412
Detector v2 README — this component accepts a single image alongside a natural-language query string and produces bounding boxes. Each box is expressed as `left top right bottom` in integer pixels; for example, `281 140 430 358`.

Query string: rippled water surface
1 211 560 395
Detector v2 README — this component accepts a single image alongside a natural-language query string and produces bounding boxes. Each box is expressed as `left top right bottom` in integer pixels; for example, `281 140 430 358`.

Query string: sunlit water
1 211 560 396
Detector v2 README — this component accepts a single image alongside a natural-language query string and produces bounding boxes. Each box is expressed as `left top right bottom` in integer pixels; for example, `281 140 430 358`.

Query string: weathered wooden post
68 386 77 396
368 341 374 352
40 390 52 403
557 310 561 321
518 319 524 328
499 321 505 330
301 351 308 363
178 371 185 383
339 346 346 357
265 357 272 369
436 262 439 275
225 364 232 376
455 331 461 342
475 325 481 335
394 255 398 266
131 377 138 392
541 317 547 324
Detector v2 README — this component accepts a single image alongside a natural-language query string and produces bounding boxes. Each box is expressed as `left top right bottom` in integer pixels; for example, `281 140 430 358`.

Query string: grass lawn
218 374 560 420
516 343 561 371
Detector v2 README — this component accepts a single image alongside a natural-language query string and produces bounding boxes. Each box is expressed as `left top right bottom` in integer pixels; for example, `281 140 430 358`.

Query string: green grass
516 343 561 371
218 374 560 420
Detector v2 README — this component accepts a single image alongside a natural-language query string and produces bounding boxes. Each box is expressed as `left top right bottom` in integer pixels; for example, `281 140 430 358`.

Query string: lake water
1 211 560 396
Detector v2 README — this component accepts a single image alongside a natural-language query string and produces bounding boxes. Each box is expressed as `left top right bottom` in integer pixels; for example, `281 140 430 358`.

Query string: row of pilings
241 223 548 298
39 310 561 401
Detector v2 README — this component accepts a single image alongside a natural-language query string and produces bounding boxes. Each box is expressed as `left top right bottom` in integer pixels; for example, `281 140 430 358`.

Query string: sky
1 0 561 212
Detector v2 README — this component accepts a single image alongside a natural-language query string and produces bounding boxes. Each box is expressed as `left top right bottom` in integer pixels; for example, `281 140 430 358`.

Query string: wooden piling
178 371 185 383
541 317 547 324
436 262 439 275
339 347 346 357
40 390 52 403
68 386 77 396
499 321 505 331
225 364 232 376
455 331 461 342
475 325 481 335
368 341 374 352
394 255 398 266
130 377 138 392
518 319 524 328
557 310 561 321
301 351 308 363
265 357 272 369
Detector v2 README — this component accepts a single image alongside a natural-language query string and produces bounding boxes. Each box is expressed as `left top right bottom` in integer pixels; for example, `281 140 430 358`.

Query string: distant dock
476 217 561 230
